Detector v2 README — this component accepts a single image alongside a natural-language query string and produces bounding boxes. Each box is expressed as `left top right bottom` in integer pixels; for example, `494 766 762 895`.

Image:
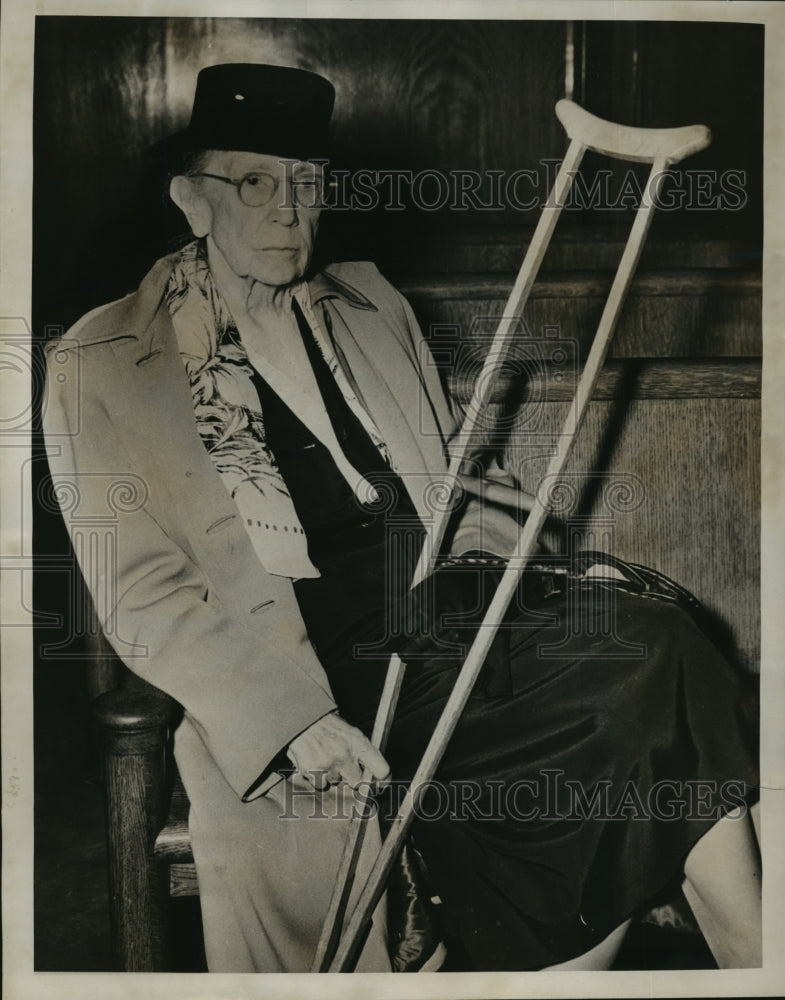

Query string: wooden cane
315 101 711 972
309 660 405 972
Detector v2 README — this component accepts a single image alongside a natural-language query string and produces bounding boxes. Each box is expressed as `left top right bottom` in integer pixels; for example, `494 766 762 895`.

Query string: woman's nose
268 183 299 225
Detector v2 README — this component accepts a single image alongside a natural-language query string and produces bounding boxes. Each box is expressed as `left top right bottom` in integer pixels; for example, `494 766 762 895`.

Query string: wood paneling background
33 17 762 324
504 397 761 671
32 17 763 670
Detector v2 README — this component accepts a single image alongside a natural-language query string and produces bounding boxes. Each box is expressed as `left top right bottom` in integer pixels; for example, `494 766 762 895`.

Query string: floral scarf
165 240 388 579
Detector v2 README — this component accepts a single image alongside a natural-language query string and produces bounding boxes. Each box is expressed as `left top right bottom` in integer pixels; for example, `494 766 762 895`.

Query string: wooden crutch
313 99 711 973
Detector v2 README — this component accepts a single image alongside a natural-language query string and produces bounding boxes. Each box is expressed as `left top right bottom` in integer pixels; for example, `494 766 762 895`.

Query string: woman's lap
334 580 759 969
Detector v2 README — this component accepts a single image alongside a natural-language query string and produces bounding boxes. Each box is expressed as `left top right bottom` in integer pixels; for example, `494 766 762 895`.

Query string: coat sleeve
43 344 337 801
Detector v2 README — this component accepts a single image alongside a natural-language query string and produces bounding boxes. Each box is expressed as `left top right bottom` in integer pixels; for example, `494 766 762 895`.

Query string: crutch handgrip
555 98 711 165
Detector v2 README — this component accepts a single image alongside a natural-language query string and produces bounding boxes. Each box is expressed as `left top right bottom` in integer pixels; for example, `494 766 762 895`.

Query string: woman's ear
170 175 212 238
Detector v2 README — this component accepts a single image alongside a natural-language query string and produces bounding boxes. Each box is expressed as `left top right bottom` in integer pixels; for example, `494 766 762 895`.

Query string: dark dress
250 302 759 970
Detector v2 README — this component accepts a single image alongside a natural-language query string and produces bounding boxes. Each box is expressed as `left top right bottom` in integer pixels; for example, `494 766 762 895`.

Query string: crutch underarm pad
555 98 712 165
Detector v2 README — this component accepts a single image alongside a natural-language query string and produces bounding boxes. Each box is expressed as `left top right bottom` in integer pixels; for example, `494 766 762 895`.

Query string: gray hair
172 149 213 179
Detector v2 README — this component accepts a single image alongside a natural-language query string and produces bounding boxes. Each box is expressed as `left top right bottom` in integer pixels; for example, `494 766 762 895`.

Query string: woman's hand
286 711 391 791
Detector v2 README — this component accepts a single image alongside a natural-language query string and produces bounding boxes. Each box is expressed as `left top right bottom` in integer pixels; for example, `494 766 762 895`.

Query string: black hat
151 63 335 166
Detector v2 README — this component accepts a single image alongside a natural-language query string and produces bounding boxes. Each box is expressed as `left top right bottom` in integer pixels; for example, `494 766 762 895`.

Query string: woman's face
183 150 323 287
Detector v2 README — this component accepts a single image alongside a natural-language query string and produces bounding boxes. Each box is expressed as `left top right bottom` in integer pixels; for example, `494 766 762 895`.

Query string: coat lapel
314 293 452 525
104 276 298 627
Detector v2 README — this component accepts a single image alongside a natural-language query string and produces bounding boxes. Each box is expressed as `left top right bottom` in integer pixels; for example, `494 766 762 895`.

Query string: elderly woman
44 63 760 972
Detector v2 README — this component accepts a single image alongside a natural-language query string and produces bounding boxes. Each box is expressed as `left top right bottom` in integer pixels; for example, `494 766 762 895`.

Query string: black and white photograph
2 2 784 998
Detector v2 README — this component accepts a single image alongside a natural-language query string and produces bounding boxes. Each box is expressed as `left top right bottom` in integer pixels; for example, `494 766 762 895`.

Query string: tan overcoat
43 255 521 970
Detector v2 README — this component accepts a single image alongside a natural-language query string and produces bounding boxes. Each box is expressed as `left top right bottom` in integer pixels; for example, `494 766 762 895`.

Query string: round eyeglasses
193 169 325 209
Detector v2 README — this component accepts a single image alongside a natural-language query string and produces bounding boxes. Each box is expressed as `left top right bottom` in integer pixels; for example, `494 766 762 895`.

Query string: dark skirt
306 565 759 970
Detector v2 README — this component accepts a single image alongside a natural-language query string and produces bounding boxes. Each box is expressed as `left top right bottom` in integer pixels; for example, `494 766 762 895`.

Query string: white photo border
3 2 784 998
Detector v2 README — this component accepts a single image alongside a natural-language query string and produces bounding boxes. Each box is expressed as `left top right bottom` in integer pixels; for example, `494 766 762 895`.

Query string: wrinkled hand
286 711 391 791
